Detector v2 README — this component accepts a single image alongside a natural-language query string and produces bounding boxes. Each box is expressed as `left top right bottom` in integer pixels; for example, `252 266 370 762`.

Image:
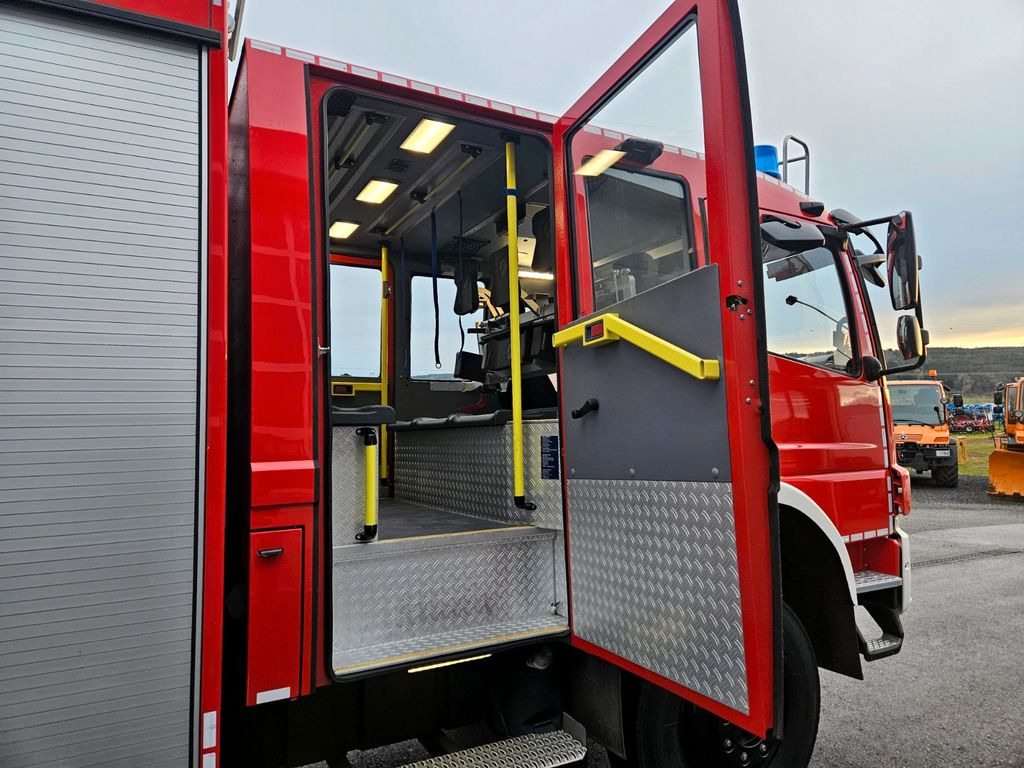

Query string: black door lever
571 398 600 419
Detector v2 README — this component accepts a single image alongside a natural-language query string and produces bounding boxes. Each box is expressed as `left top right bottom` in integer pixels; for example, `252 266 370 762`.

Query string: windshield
889 384 945 426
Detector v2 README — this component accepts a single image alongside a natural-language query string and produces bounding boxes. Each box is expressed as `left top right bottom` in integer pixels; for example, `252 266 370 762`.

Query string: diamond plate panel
567 479 748 714
392 421 567 617
405 730 586 768
333 529 566 674
393 421 561 529
332 427 374 545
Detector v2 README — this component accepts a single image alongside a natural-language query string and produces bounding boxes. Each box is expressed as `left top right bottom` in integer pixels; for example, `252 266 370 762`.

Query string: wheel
965 426 974 433
933 462 959 488
623 605 819 768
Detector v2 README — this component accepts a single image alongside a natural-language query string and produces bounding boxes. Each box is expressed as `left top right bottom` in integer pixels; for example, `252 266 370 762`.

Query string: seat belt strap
430 209 441 369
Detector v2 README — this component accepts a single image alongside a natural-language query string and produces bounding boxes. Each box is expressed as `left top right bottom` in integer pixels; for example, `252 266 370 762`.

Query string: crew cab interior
321 88 569 677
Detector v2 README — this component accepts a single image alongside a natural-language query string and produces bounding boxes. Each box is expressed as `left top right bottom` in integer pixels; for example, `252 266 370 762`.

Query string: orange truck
888 377 960 487
990 377 1024 497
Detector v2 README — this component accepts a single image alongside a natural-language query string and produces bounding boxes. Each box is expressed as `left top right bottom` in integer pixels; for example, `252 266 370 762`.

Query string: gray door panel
560 265 730 482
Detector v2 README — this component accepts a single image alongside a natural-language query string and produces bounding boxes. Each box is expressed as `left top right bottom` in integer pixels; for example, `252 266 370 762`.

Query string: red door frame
552 0 780 737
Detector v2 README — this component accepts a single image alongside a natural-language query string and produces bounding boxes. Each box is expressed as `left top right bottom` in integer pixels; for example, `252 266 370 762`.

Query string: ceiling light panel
355 179 399 204
400 118 455 154
329 220 359 239
575 149 626 177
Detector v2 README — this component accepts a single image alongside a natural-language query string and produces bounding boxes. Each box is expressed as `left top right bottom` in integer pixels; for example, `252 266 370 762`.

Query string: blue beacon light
754 144 782 179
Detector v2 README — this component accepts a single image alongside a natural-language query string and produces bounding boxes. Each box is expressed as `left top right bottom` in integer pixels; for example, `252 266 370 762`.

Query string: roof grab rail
781 134 810 195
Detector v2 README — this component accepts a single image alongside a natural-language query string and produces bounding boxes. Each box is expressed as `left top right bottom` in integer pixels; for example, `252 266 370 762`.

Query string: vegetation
957 432 996 478
887 346 1024 397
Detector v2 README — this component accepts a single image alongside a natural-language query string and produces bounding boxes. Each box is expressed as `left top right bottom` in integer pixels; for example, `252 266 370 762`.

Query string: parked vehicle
949 411 993 433
990 377 1024 497
0 2 925 766
888 378 960 487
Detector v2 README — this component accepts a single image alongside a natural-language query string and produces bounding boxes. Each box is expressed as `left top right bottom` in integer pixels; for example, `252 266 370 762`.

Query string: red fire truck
0 1 926 767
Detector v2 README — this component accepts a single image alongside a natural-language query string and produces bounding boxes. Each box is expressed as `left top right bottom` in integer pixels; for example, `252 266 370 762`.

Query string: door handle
571 398 600 419
552 313 720 381
257 547 284 558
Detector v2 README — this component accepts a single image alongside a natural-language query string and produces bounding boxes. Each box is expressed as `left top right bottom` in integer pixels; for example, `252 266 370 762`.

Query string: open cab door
552 0 779 736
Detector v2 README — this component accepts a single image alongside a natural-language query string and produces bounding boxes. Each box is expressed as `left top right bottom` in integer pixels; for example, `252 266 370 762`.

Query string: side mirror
761 214 825 253
994 389 1004 406
887 211 919 311
896 314 923 361
952 394 964 409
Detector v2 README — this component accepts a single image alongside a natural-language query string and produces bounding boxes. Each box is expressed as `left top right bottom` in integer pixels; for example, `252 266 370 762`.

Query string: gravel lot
320 477 1024 768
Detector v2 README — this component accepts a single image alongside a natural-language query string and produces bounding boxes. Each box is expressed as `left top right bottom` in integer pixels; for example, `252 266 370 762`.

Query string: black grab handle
571 398 600 419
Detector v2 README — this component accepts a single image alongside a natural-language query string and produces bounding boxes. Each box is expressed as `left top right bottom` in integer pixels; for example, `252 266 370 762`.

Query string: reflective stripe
256 687 291 704
202 711 217 749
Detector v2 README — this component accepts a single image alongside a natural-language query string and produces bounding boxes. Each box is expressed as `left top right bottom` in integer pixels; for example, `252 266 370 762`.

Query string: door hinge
318 345 330 357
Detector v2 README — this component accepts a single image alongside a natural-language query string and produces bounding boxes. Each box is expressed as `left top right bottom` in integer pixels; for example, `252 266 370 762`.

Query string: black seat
331 405 396 427
393 408 558 431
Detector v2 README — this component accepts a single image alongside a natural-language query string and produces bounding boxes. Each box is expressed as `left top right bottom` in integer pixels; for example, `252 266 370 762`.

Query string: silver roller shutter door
0 5 202 767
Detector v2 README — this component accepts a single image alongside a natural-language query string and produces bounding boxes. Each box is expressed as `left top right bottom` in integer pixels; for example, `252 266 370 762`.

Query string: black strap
400 238 410 374
457 191 465 352
430 210 441 369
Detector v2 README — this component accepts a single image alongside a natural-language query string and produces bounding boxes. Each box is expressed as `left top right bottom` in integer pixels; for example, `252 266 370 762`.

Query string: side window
410 275 484 379
762 246 855 374
567 19 704 317
330 263 381 378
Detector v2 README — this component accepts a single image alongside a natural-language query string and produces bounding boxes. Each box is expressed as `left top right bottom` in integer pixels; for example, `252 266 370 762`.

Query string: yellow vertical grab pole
379 241 390 482
504 137 534 511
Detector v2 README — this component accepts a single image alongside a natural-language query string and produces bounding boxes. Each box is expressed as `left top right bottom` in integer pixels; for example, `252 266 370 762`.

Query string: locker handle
257 547 284 558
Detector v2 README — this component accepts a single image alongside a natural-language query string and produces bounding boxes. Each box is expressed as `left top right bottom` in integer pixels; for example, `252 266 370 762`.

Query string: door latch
571 398 600 419
317 345 330 357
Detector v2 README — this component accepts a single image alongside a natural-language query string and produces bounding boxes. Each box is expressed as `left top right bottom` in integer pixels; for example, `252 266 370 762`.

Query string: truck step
332 526 567 676
403 731 586 768
854 569 903 595
856 603 904 661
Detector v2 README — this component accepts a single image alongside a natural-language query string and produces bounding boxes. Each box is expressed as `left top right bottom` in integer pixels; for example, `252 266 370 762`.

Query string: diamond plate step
332 527 567 676
403 731 586 767
854 569 903 595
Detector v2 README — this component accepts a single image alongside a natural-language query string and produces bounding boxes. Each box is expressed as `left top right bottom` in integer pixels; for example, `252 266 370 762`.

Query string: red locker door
246 528 304 705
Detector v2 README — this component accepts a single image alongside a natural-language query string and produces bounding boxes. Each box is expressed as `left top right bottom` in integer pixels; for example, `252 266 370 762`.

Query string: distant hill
886 346 1024 396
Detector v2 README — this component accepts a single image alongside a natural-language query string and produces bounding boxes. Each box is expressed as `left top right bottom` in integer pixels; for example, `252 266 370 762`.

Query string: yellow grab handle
552 313 721 381
355 428 378 542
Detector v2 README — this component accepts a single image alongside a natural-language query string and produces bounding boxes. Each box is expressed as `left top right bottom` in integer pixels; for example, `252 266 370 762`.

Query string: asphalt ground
320 475 1024 768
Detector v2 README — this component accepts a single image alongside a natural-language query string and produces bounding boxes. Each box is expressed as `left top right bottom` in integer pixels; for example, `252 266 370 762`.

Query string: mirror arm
836 215 894 231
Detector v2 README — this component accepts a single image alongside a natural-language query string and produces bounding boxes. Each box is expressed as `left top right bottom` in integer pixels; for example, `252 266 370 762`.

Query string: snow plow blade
989 447 1024 499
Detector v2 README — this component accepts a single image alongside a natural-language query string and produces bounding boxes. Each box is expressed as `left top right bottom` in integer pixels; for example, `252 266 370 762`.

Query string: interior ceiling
324 89 551 265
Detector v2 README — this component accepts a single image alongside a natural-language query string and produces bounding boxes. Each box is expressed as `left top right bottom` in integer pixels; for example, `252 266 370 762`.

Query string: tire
933 462 959 488
965 426 974 433
623 605 819 768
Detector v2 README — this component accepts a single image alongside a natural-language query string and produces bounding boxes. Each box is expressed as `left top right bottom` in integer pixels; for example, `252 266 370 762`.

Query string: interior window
586 168 695 310
762 246 855 374
410 275 484 379
330 263 382 378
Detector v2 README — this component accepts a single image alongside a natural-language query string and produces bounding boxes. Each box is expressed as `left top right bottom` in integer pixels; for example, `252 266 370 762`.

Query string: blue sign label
540 435 560 480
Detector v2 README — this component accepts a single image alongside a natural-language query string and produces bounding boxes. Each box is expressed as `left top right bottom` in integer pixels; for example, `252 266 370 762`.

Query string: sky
235 0 1024 348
